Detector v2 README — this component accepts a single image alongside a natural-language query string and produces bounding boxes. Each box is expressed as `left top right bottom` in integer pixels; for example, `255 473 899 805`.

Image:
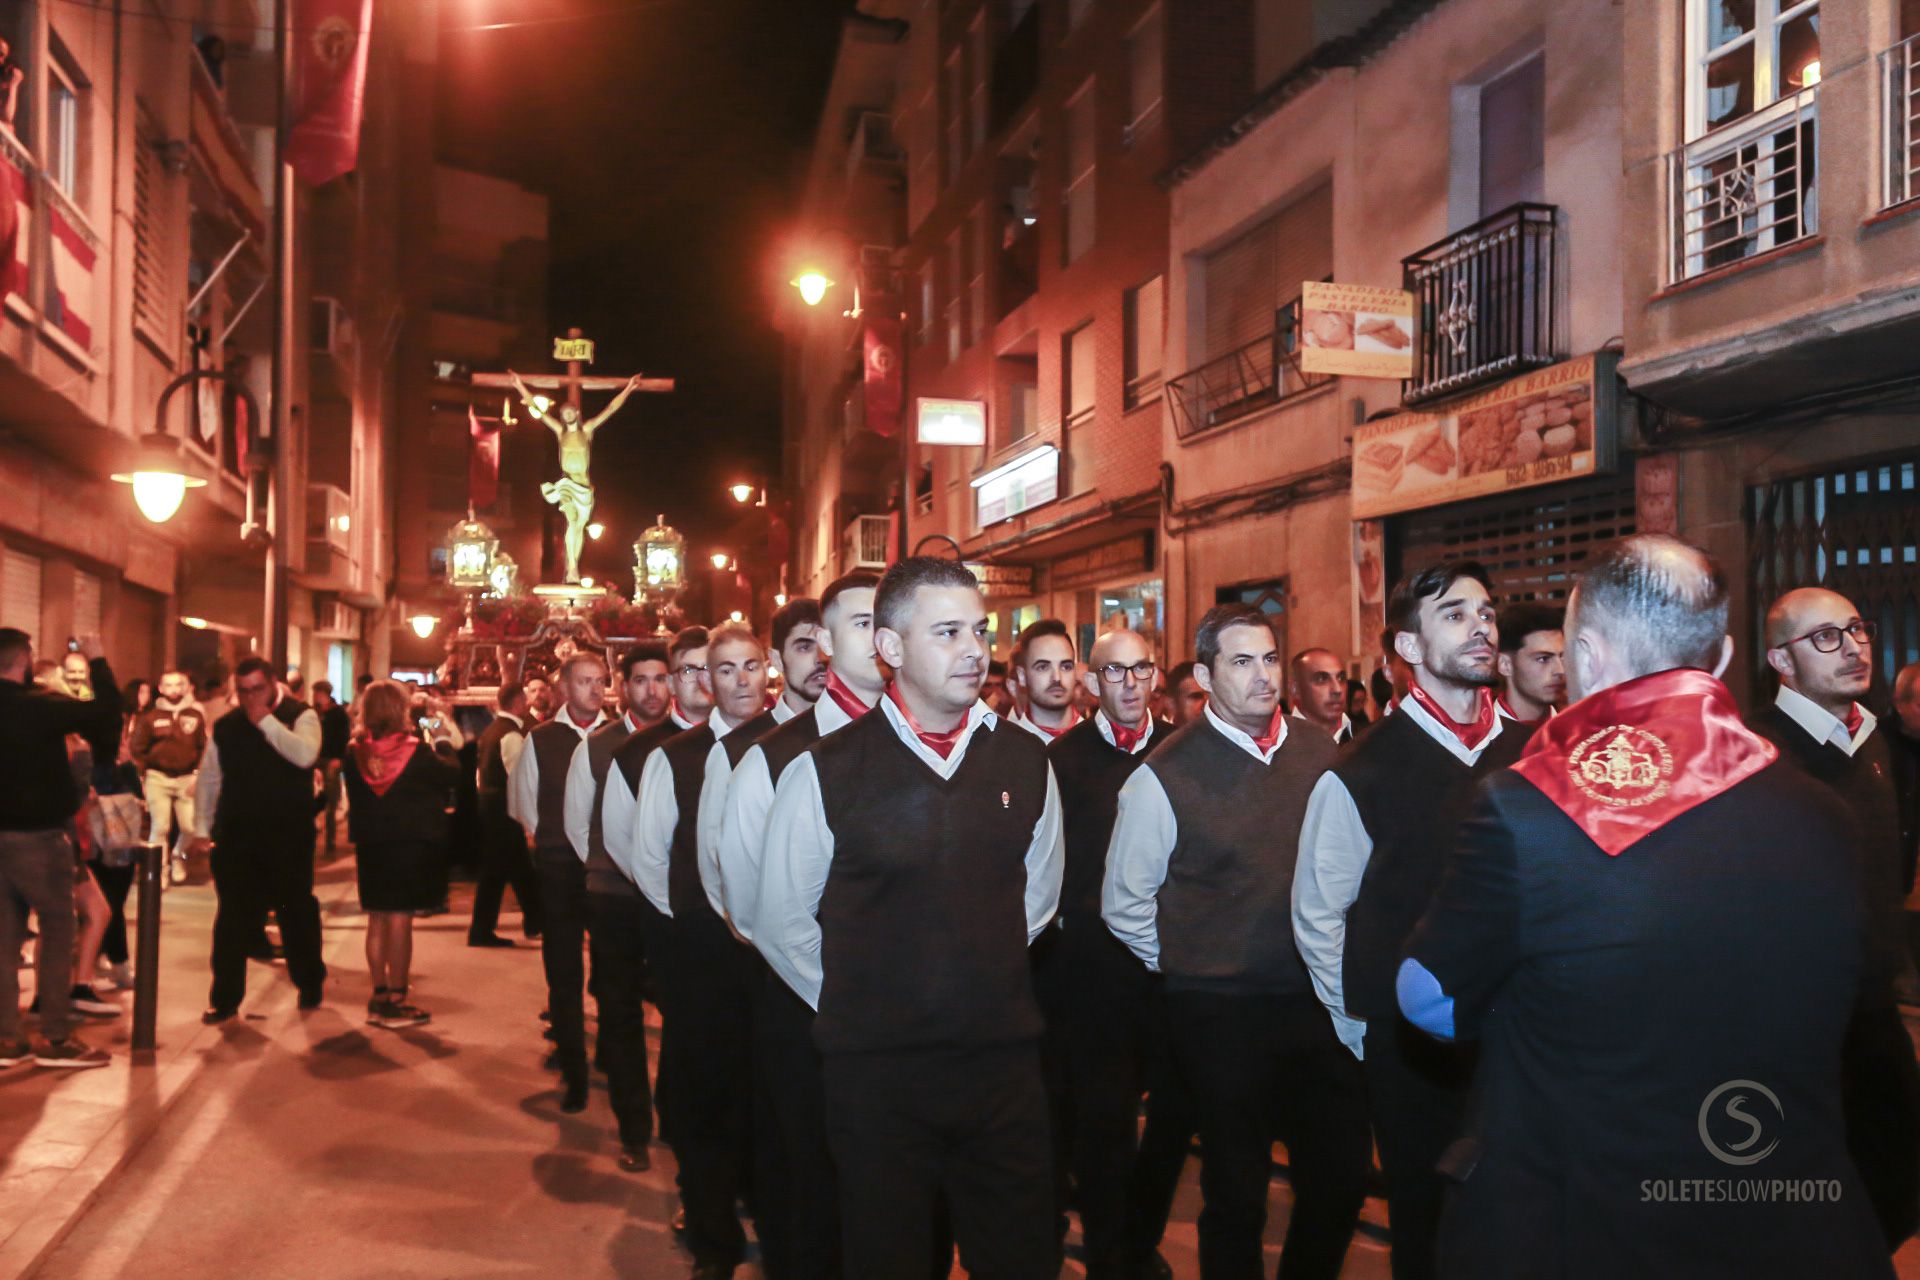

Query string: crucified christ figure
509 370 645 584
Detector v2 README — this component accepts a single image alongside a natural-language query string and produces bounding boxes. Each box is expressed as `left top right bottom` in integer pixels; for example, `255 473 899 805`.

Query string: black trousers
209 829 327 1010
1035 921 1177 1279
1361 1014 1473 1280
534 853 590 1086
587 890 656 1150
824 1041 1055 1280
90 859 135 966
661 915 760 1268
755 969 838 1280
1842 996 1920 1248
469 797 543 940
1167 988 1372 1280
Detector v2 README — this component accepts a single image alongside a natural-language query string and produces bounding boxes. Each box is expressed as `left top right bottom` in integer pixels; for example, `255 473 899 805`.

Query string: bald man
1035 629 1184 1277
1289 648 1355 744
1751 587 1920 1250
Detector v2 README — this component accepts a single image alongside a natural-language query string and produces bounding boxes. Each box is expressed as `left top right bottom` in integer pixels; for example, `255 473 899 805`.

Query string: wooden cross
471 326 675 414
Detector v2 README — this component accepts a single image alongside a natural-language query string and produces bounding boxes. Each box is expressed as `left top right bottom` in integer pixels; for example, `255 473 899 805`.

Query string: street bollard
132 841 163 1055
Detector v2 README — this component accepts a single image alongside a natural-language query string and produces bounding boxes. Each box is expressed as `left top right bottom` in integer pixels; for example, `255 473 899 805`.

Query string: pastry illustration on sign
1355 315 1411 350
1457 383 1594 477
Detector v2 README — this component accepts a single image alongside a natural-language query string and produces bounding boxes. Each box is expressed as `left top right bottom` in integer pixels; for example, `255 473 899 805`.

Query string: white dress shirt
192 692 323 838
1292 686 1505 1059
1774 684 1876 757
600 707 698 888
1093 709 1157 755
562 711 648 862
753 695 1065 1009
506 707 604 837
627 707 759 916
492 711 528 782
1291 706 1354 744
693 699 800 917
1102 703 1285 972
716 695 861 941
1008 707 1079 742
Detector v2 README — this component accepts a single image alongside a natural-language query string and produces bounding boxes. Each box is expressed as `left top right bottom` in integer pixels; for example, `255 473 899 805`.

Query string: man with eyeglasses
1752 587 1920 1251
1009 619 1081 741
1106 604 1369 1280
1037 628 1187 1279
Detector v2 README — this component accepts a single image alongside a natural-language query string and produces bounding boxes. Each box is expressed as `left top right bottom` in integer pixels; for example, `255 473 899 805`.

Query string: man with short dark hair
1751 587 1920 1249
1009 619 1080 741
189 656 328 1022
508 651 609 1113
468 682 544 947
1400 536 1892 1276
770 596 830 719
128 668 205 888
1294 560 1523 1280
981 658 1016 717
758 557 1063 1278
1106 605 1368 1280
1494 602 1565 728
562 643 677 1170
311 679 351 855
0 628 119 1068
1165 660 1205 728
1289 647 1355 743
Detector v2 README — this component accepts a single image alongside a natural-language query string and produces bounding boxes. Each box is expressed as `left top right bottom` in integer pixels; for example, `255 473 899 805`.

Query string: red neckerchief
824 671 872 722
563 707 599 732
1250 705 1286 755
1107 714 1148 753
1844 703 1865 738
1021 706 1080 740
1512 668 1776 857
353 733 418 798
1497 694 1546 729
885 682 966 759
1407 683 1499 750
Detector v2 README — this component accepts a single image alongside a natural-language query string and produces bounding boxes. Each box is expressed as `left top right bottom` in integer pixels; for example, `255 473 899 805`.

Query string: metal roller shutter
1200 183 1333 361
1388 472 1638 606
2 550 43 634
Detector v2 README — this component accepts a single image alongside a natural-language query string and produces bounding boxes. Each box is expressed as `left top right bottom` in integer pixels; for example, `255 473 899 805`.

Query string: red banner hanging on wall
286 0 374 186
469 405 500 510
863 307 904 438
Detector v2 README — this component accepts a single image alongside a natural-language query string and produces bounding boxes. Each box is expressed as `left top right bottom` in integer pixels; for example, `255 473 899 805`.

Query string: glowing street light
587 521 606 540
710 551 733 571
729 610 745 622
790 270 834 307
180 616 210 630
729 483 756 505
409 614 438 639
111 433 210 524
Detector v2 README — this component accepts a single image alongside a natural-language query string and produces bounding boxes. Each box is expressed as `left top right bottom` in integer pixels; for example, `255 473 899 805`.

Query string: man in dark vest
1494 601 1565 729
469 683 542 947
758 556 1064 1279
1294 559 1523 1280
1289 646 1357 744
561 642 675 1172
507 651 608 1114
625 621 782 1279
189 656 327 1022
1008 618 1081 742
1751 586 1920 1249
724 576 880 1280
1105 604 1367 1280
1399 536 1894 1279
1037 626 1184 1280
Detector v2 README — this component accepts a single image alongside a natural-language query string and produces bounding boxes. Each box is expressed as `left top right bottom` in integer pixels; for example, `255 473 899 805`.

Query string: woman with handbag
342 680 463 1029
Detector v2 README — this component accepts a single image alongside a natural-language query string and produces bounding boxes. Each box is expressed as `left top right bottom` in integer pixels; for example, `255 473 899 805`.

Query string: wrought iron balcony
1166 300 1329 439
1883 34 1920 209
1401 203 1561 406
1667 89 1818 283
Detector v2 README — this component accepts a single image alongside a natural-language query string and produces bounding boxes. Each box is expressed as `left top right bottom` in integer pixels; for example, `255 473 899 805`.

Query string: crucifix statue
473 328 674 585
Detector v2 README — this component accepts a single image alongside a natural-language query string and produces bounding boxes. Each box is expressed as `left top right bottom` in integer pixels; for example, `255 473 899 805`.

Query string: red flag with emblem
863 308 903 437
286 0 374 186
469 404 500 510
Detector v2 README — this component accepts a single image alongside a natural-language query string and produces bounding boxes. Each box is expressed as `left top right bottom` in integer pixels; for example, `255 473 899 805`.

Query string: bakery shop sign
1349 352 1619 520
1300 282 1415 380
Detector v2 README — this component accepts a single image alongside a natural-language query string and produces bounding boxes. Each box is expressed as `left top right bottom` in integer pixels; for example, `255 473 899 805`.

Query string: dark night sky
434 0 854 582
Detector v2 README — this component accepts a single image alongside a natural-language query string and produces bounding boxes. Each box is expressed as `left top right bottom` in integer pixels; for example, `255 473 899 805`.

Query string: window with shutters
72 570 101 638
132 101 171 350
1200 183 1332 362
47 57 81 199
1126 6 1164 145
917 261 936 348
945 49 968 184
969 204 989 348
2 550 44 635
1063 322 1097 492
946 232 964 362
1124 275 1163 408
1389 473 1637 608
969 13 990 155
1479 55 1545 217
1062 83 1096 266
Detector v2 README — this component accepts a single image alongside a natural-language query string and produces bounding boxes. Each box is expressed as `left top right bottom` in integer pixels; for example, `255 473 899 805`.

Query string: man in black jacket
1400 536 1893 1279
0 628 119 1069
127 668 206 887
1750 586 1920 1249
311 680 351 856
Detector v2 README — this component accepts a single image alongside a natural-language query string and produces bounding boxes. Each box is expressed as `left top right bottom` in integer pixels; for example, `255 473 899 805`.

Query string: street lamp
444 509 500 591
111 432 211 524
790 270 834 308
587 521 606 540
710 551 733 571
409 614 438 639
729 482 757 505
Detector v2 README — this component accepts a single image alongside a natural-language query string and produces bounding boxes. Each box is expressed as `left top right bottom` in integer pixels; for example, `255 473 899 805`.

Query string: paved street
11 846 1920 1278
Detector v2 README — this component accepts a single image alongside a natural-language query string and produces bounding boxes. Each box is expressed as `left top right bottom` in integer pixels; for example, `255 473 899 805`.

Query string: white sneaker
168 857 188 885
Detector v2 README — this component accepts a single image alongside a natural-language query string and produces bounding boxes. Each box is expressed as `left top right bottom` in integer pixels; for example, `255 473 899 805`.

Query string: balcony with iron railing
1402 203 1561 406
1166 300 1329 440
1667 88 1818 283
1883 33 1920 209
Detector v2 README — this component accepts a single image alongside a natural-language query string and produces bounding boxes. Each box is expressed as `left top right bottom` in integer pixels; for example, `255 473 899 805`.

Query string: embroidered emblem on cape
1568 725 1672 808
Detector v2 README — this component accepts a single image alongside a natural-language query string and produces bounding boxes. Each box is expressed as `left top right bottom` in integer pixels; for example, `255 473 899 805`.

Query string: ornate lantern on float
444 508 499 592
634 514 686 604
486 551 519 600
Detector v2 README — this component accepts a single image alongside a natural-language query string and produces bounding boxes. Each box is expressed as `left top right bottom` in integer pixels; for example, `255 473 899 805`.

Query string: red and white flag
285 0 374 186
0 142 23 302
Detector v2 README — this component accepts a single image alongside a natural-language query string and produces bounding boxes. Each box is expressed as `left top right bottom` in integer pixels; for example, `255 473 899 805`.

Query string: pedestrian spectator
128 670 206 887
0 628 120 1069
122 677 154 743
312 679 351 857
343 680 463 1029
86 756 146 990
469 683 543 946
187 656 328 1023
1345 678 1371 731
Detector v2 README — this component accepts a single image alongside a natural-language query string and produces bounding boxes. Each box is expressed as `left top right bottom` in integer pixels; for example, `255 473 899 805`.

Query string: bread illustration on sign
1358 439 1407 493
1407 423 1456 474
1355 316 1411 349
